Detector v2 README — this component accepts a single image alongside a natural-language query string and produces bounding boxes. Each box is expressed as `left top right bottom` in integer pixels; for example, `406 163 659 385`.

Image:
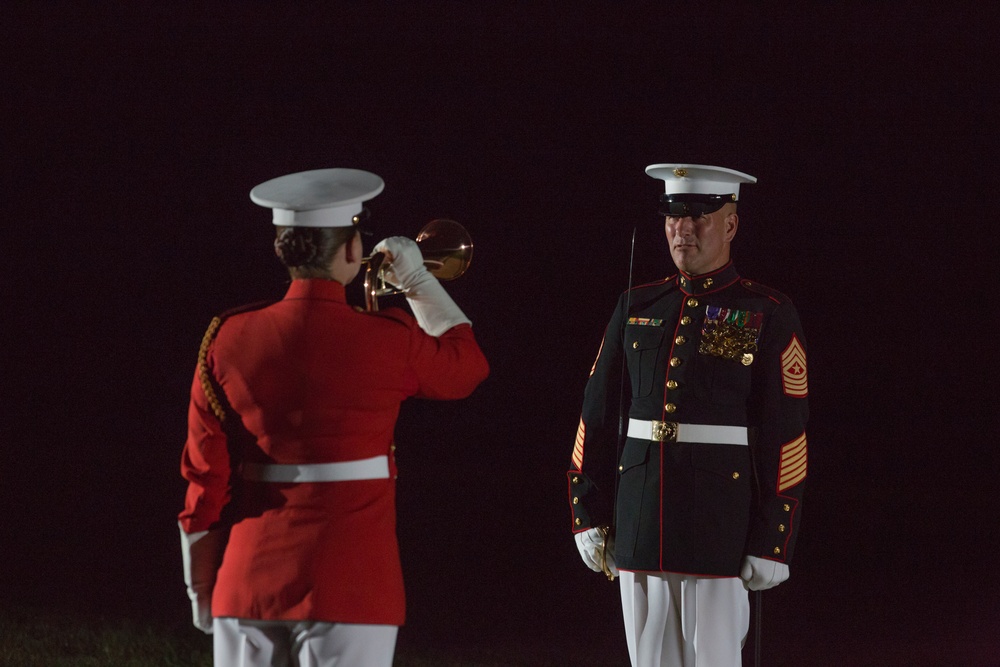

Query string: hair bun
274 228 319 268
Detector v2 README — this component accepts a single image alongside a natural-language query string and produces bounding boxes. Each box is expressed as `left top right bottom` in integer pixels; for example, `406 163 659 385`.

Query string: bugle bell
363 219 473 311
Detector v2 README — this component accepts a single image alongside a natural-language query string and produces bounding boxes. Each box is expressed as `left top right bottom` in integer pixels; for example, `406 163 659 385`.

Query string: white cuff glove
180 523 226 634
373 236 471 337
372 236 428 291
574 527 618 578
740 555 789 591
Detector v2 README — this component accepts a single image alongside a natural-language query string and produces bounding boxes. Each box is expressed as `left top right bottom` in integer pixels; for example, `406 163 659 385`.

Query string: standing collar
676 262 740 295
283 278 348 303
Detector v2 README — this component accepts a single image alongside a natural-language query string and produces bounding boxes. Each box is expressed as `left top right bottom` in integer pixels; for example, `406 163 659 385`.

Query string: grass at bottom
0 606 212 667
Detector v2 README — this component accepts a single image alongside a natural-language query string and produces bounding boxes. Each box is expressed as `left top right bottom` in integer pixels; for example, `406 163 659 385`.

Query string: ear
724 212 739 242
343 231 361 264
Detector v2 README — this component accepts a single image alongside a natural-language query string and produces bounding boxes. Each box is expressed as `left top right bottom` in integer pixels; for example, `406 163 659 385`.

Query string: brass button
666 380 678 390
686 297 699 307
664 403 676 413
675 335 686 345
632 341 639 349
703 278 714 288
670 357 682 367
778 524 786 532
783 504 790 512
681 316 692 325
575 518 582 526
573 497 579 505
572 476 580 484
773 547 781 555
618 465 623 472
732 472 740 480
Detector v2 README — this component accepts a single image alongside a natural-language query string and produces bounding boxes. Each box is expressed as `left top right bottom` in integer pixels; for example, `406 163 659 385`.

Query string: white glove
372 236 428 292
740 555 789 591
574 527 618 578
373 236 471 337
179 523 226 634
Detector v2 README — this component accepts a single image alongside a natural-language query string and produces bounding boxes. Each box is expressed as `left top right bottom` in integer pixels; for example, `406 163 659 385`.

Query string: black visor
658 193 736 218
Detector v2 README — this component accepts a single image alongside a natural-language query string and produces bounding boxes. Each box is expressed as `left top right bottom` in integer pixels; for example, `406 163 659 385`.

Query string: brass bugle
362 219 473 311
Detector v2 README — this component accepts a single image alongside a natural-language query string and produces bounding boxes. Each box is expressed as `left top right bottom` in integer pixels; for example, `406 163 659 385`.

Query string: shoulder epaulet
218 299 278 319
739 279 791 304
625 276 674 298
197 300 276 421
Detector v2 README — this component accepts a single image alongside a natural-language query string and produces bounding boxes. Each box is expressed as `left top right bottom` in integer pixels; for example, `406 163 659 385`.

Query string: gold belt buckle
651 420 678 442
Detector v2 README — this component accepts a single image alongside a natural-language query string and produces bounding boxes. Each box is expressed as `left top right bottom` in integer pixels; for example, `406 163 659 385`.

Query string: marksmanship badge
699 306 763 365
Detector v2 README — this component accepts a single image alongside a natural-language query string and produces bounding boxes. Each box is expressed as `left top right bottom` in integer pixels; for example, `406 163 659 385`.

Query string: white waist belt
627 418 748 446
242 455 390 483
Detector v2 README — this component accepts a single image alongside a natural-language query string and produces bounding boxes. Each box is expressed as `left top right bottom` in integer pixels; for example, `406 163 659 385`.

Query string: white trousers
212 618 398 667
620 571 749 667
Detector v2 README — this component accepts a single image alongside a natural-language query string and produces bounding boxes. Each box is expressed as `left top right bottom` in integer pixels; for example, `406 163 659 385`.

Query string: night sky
5 4 999 665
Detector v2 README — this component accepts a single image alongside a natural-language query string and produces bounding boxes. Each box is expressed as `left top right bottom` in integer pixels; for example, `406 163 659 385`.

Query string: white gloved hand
740 555 789 591
180 523 226 634
372 237 428 291
574 527 618 577
373 236 472 336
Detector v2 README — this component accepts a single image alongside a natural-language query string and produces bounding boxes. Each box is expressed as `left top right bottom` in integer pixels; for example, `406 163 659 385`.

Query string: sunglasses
658 193 736 218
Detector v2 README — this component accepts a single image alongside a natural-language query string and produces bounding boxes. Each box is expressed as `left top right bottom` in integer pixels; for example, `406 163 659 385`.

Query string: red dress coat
178 279 489 625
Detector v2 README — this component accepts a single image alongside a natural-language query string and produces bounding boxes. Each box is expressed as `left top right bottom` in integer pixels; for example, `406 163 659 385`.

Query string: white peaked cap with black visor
250 168 385 228
645 164 757 218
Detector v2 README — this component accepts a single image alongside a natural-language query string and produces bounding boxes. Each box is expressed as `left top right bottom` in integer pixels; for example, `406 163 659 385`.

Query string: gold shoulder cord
197 316 226 422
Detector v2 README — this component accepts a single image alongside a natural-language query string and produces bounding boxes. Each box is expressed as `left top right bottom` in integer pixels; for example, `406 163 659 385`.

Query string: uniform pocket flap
619 440 651 473
624 326 666 352
690 445 750 480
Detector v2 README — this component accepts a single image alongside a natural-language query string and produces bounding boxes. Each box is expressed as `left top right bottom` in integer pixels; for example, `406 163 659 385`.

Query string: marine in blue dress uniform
568 164 809 667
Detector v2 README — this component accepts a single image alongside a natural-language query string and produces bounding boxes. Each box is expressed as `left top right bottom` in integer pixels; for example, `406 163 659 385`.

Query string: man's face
664 204 738 276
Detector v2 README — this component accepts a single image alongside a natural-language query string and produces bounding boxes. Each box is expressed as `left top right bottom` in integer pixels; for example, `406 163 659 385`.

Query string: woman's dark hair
274 226 358 278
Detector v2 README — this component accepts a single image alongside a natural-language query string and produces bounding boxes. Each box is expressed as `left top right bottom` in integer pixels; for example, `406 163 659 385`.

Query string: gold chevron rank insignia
777 433 807 491
781 334 808 397
571 418 586 470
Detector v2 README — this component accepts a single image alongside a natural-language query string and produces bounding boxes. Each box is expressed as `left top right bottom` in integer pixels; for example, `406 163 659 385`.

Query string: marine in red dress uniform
178 168 488 666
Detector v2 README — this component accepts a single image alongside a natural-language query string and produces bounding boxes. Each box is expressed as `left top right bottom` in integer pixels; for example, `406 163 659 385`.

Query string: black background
4 3 999 665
